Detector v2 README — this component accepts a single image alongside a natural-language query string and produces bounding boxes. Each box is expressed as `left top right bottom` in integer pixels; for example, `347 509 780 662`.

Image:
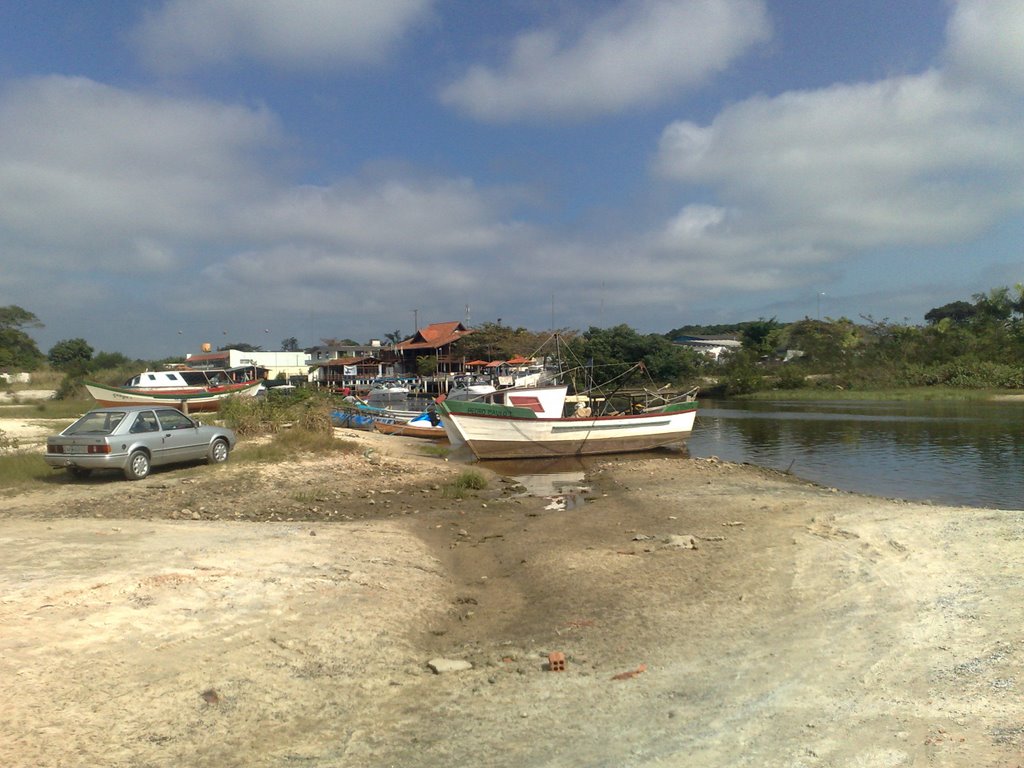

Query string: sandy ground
2 424 1023 767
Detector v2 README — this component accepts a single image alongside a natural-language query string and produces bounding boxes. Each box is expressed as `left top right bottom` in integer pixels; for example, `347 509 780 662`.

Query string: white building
184 349 310 381
674 336 743 361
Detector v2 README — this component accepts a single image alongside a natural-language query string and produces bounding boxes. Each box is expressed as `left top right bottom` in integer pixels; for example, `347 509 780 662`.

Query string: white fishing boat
436 397 698 459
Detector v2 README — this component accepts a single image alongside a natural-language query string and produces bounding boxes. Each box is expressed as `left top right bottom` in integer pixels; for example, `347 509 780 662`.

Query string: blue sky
1 0 1022 359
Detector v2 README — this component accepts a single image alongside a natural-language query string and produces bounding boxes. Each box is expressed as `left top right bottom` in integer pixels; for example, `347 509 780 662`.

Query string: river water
400 393 1023 510
686 398 1024 510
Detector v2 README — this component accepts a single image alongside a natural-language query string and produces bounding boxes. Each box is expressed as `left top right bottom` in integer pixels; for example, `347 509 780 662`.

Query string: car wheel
208 438 229 464
124 450 151 480
67 467 92 479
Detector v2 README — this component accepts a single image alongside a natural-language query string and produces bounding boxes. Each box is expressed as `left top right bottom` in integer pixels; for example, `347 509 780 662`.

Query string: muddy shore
2 425 1022 767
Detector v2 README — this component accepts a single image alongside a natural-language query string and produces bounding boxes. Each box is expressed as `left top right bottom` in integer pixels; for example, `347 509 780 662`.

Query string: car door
127 410 171 463
154 408 205 464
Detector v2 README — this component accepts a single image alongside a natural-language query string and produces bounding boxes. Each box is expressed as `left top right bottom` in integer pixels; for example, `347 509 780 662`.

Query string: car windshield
64 411 126 435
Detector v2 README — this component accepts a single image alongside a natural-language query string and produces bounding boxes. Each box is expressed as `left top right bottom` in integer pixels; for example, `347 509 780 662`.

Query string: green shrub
0 428 18 451
220 389 335 436
442 470 488 499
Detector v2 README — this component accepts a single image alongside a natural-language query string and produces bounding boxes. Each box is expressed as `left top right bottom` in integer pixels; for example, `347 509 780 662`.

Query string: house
306 340 388 364
673 335 742 361
310 356 390 391
184 349 309 382
393 321 475 375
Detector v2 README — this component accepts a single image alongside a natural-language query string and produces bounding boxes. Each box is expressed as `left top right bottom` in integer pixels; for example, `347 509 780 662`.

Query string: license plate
65 445 88 454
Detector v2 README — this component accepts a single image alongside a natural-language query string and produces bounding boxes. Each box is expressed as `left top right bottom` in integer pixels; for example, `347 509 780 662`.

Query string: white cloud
0 76 280 272
441 0 770 121
250 177 527 253
946 0 1024 93
656 69 1024 255
133 0 434 72
0 75 545 351
632 0 1024 314
661 204 727 242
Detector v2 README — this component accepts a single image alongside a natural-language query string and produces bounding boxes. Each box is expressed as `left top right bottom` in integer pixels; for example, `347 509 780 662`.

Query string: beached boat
373 411 448 440
83 377 263 412
330 396 423 429
436 397 698 459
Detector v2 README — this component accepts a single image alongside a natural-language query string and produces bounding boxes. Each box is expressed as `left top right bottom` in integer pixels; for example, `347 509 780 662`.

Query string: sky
1 0 1023 359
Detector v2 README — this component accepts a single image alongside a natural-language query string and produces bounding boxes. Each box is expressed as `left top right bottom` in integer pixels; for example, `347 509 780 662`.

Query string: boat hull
438 399 697 459
84 380 262 412
373 419 448 440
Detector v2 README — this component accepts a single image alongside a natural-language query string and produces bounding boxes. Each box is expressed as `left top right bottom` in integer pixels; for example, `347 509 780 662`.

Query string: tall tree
0 305 45 370
924 301 975 326
48 338 94 372
281 336 301 352
740 318 781 358
781 318 861 366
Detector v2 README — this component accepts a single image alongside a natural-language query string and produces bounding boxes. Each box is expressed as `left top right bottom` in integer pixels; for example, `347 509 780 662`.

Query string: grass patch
0 452 55 489
418 444 450 459
0 398 92 419
739 386 1008 402
233 427 359 464
441 470 488 499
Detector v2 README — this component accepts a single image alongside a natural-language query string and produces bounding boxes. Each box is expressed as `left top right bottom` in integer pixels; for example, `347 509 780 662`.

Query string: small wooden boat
373 412 448 440
436 397 698 459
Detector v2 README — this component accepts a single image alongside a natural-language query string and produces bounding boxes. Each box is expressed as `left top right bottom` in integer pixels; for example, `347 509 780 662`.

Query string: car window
155 409 195 430
65 411 126 435
130 412 159 433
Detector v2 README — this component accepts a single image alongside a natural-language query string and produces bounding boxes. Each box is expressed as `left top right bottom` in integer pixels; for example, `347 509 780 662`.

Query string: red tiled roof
485 360 504 368
395 321 473 350
506 355 531 365
465 360 489 366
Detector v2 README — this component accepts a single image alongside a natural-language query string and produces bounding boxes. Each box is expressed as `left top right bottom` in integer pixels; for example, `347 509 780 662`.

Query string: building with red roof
393 321 475 374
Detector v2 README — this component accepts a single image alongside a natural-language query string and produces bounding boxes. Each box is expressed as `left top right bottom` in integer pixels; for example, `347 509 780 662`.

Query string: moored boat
436 397 698 459
366 377 418 402
373 412 448 440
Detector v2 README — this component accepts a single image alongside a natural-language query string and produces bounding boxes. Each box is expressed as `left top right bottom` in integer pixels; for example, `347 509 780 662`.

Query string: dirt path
2 429 1022 766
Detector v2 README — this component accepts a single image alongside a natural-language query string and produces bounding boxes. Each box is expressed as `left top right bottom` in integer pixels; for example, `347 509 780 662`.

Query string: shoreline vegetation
737 385 1024 401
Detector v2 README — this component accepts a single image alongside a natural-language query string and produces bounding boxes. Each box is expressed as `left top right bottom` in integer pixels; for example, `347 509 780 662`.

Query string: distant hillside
665 321 781 339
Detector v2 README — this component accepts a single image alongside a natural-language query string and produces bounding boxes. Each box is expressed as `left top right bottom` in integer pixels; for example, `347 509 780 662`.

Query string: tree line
4 284 1024 397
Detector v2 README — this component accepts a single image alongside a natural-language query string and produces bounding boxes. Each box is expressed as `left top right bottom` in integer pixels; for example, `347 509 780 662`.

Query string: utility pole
817 292 825 320
411 308 419 331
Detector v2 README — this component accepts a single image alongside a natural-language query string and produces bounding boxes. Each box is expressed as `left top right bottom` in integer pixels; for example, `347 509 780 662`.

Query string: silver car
45 406 237 480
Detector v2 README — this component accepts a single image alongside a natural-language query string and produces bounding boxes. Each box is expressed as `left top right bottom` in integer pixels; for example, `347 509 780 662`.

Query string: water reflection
688 399 1024 510
483 456 592 498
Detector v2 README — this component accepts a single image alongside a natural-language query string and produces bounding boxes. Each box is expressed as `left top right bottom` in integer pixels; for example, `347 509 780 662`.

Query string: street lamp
817 292 826 320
